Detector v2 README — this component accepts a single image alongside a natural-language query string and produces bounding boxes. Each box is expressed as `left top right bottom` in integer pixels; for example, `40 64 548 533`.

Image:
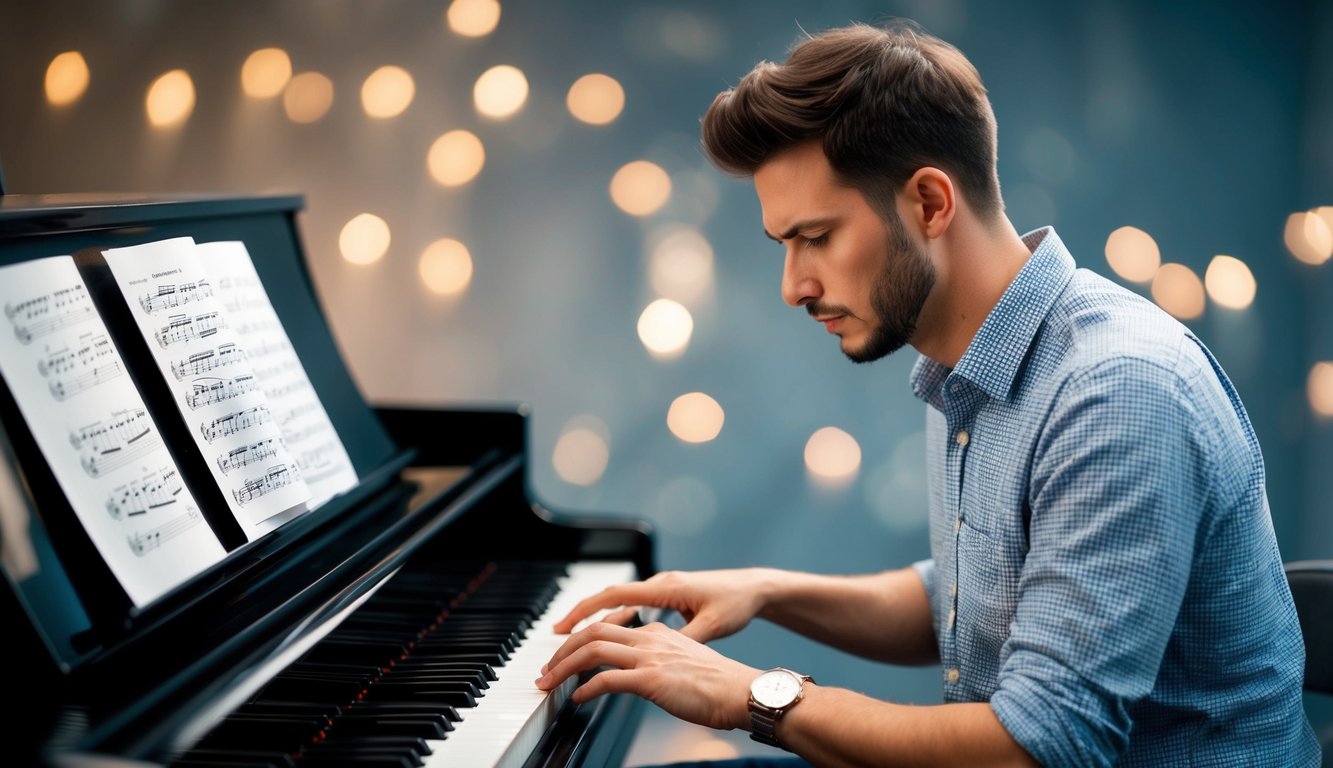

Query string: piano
0 192 655 767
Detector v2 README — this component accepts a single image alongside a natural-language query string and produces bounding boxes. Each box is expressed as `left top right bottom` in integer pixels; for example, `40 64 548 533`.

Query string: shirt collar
910 227 1076 405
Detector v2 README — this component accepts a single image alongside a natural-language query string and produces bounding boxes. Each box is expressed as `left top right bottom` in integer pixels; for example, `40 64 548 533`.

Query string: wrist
751 567 788 621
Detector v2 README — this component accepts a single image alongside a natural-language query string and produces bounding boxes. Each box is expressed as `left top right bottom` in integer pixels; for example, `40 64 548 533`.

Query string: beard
808 211 937 364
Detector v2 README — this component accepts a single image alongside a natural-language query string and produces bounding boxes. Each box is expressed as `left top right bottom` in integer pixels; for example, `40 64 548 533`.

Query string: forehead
753 141 878 231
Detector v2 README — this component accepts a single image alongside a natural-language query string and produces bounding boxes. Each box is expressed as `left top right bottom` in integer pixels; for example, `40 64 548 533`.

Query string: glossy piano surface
0 193 654 767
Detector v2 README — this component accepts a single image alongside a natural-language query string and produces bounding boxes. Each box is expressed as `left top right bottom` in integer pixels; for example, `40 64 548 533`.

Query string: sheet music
102 238 312 539
198 241 357 509
0 256 225 606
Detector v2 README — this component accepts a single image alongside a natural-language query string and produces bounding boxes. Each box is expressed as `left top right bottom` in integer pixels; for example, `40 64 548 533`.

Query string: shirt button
947 668 960 684
950 582 958 598
955 430 970 446
946 608 956 631
954 517 962 533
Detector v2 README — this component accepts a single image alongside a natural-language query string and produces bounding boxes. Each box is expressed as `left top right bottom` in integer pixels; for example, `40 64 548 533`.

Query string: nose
780 247 821 308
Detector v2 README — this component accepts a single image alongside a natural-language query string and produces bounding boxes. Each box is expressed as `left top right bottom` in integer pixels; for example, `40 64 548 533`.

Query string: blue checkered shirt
909 228 1318 766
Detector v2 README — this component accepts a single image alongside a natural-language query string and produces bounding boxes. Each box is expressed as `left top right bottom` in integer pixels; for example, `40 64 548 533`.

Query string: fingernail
534 674 549 689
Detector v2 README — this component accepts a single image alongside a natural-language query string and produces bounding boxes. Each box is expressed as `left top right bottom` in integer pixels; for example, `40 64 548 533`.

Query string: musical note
170 343 246 380
127 507 205 556
5 284 96 344
183 374 258 410
216 438 279 474
155 311 225 348
139 278 213 314
70 409 162 478
40 334 124 400
200 405 272 443
106 467 184 519
233 463 301 506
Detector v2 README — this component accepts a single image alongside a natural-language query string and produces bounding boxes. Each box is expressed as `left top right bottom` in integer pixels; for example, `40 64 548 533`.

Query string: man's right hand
551 568 779 643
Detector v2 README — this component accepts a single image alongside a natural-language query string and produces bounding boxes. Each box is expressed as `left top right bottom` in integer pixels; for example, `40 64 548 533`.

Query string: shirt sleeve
989 355 1212 767
911 558 937 602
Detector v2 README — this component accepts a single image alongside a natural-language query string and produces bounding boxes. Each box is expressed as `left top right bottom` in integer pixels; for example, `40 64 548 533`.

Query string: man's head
701 23 1001 363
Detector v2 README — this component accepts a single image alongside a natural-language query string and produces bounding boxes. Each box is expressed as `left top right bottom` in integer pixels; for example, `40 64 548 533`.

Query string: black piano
0 191 655 767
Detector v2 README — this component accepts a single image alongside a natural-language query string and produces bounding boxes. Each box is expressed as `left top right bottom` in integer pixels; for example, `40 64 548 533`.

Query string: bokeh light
427 130 485 187
650 227 714 304
1204 255 1256 310
1151 263 1205 320
805 427 862 484
418 238 473 296
865 431 928 532
361 65 415 119
666 392 724 443
1310 362 1333 418
610 160 671 216
473 65 528 119
1285 210 1333 265
284 71 334 123
241 48 291 98
1104 225 1161 283
637 298 693 358
145 69 195 128
553 417 610 486
339 213 391 265
45 51 89 106
446 0 501 37
567 74 625 125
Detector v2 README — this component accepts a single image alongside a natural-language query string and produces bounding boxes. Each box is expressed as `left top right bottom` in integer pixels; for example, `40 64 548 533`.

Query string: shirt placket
941 375 975 693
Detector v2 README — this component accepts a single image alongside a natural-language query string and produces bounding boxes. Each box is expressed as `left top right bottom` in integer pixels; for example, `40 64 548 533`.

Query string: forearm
755 567 936 664
776 685 1037 768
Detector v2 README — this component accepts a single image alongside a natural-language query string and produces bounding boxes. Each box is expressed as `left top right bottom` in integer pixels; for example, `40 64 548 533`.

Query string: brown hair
701 22 1002 220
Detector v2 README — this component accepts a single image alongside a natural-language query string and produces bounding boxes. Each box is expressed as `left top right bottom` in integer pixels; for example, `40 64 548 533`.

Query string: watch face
751 669 802 709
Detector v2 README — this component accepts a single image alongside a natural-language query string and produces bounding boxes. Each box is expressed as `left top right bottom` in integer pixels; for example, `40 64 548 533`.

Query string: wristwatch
748 667 814 749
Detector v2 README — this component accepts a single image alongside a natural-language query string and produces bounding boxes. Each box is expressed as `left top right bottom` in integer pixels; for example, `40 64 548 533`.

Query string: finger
536 639 641 692
542 621 644 677
570 668 641 704
603 607 640 627
678 612 721 643
553 582 658 634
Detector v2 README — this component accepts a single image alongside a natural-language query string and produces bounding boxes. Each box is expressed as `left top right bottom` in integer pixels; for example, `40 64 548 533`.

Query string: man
535 22 1319 767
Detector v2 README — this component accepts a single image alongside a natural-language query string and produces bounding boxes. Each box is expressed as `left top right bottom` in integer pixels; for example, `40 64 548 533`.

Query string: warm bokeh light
1104 225 1161 283
637 298 693 358
473 65 528 119
567 73 625 125
553 424 609 486
650 228 714 304
45 51 89 106
241 48 291 98
361 65 415 119
284 71 334 123
610 160 671 217
1310 362 1333 418
1151 263 1205 320
1316 207 1333 249
419 238 473 296
666 392 724 443
446 0 501 37
804 427 862 484
1285 210 1333 265
339 213 391 265
427 130 485 187
145 69 195 128
1204 255 1257 310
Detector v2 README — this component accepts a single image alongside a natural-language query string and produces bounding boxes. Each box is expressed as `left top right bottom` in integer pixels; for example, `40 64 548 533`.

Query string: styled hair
701 22 1001 219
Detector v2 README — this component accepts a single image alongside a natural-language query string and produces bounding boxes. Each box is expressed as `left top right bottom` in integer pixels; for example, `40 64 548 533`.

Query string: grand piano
0 190 655 767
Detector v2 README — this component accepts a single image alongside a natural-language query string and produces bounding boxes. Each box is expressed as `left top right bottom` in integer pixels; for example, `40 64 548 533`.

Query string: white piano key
422 560 636 768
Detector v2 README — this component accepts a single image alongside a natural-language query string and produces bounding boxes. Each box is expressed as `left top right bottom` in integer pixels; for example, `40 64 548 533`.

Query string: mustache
806 302 855 319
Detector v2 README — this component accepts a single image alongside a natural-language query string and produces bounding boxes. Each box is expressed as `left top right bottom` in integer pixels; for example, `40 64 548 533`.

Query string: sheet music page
198 240 357 508
0 256 226 606
102 238 312 540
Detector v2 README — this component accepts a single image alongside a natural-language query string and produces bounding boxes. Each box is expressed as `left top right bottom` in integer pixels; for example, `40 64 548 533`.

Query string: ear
902 167 955 239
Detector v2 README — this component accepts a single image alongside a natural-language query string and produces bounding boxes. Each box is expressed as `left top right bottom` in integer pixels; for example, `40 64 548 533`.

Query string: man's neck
910 217 1033 369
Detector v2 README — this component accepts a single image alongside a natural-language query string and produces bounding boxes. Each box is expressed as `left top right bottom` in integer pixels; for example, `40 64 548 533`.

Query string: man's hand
535 621 760 731
551 568 775 643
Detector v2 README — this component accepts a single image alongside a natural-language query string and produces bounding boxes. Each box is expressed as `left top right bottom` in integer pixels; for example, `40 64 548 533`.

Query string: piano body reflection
0 193 654 767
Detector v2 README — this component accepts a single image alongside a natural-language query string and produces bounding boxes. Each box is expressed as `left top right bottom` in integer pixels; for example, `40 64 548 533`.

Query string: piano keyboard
173 559 636 768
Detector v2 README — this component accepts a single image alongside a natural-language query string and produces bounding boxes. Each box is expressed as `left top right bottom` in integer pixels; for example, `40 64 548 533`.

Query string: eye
805 233 828 248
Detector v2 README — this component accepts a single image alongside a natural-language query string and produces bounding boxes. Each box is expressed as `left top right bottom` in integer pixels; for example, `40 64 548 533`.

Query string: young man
535 22 1319 767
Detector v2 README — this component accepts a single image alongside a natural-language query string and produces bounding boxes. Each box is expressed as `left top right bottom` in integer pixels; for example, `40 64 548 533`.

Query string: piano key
421 561 636 768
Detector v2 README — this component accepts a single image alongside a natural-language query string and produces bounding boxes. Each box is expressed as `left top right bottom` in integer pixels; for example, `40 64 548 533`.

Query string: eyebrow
764 218 835 243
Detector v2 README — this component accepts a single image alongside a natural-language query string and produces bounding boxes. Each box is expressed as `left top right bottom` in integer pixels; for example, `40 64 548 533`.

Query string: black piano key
303 745 425 768
296 754 415 768
347 702 461 724
171 749 297 768
195 718 326 750
359 684 476 708
233 702 342 720
388 660 497 680
258 676 365 704
327 716 448 740
306 735 432 756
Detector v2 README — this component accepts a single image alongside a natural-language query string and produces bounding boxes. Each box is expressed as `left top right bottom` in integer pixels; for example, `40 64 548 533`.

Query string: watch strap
748 670 813 750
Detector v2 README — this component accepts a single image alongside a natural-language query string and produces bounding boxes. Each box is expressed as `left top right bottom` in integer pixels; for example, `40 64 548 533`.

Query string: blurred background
2 0 1331 761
